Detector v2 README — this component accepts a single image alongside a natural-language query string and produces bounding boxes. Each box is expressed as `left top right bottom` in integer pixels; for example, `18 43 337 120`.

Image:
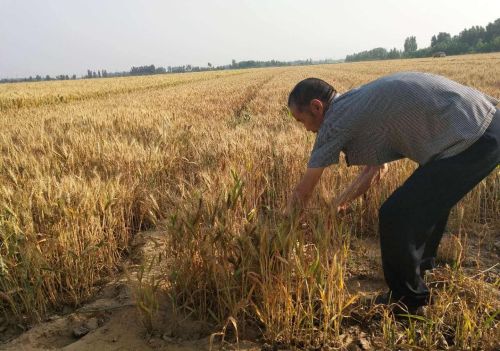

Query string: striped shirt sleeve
307 127 350 168
483 93 500 107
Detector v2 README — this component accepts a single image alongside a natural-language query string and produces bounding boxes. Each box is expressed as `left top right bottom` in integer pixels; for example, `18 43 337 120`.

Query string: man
286 72 500 312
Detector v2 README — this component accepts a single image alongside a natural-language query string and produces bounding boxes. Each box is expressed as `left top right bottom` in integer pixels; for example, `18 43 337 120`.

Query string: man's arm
286 167 325 217
333 164 388 210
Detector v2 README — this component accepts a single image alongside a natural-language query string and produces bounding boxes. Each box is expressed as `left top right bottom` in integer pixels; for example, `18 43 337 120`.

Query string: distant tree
459 25 486 49
71 74 76 80
102 70 108 78
491 35 500 50
92 71 97 78
231 59 236 68
130 65 156 75
170 65 186 73
45 75 51 81
431 32 451 47
345 47 388 62
485 18 500 43
98 70 102 78
404 36 418 53
208 62 212 68
474 38 487 52
387 48 402 59
35 75 42 81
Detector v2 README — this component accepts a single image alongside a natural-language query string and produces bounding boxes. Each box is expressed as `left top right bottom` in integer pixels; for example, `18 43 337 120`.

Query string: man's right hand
336 203 350 214
286 167 325 218
332 164 388 211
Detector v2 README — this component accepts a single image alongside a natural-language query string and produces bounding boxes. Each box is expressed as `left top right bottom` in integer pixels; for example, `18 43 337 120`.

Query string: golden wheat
1 53 498 349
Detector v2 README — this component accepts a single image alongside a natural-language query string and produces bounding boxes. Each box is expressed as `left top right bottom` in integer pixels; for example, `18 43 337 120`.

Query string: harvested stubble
1 53 499 349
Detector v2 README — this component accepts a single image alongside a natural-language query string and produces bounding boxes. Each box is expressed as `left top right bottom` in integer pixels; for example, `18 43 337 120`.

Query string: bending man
286 72 500 311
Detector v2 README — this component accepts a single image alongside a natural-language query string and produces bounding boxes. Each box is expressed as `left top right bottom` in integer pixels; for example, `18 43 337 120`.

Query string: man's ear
309 99 324 115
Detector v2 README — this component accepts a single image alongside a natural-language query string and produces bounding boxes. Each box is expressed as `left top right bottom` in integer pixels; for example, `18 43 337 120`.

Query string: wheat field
1 53 499 350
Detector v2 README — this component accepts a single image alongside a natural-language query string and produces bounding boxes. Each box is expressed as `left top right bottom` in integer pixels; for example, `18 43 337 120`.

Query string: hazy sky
1 0 499 78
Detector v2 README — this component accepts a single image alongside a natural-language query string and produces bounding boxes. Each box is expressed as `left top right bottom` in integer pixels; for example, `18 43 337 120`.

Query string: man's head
288 78 336 133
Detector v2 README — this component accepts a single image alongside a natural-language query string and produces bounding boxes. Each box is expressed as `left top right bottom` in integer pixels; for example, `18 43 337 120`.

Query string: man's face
289 99 325 133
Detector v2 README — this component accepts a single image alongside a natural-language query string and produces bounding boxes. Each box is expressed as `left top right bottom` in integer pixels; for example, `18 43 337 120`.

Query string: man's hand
336 202 352 216
332 163 388 211
285 167 325 218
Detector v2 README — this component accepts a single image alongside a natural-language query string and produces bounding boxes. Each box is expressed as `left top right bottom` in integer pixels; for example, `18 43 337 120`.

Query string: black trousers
379 108 500 307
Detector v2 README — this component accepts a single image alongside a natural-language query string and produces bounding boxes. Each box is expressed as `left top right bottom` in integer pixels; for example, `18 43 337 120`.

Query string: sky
1 0 499 78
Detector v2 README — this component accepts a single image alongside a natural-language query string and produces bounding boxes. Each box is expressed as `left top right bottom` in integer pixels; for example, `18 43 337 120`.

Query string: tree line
1 58 341 84
345 17 500 62
79 58 342 78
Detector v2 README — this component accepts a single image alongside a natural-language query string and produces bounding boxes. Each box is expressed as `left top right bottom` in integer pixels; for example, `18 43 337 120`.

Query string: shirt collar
324 92 339 115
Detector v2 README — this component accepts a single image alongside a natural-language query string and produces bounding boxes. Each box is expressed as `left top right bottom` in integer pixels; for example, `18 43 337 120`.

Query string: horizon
1 0 499 79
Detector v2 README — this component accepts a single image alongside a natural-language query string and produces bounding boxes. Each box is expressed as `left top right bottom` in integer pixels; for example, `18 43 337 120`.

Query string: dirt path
0 305 257 351
0 227 259 351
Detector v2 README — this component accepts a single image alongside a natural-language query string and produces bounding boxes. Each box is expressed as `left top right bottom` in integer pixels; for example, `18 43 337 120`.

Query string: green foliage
404 36 418 53
346 47 388 62
485 19 500 43
431 32 452 48
387 48 402 59
346 17 500 62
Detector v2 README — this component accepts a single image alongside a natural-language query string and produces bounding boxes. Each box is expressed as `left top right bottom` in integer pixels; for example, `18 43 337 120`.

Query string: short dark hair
288 78 336 111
